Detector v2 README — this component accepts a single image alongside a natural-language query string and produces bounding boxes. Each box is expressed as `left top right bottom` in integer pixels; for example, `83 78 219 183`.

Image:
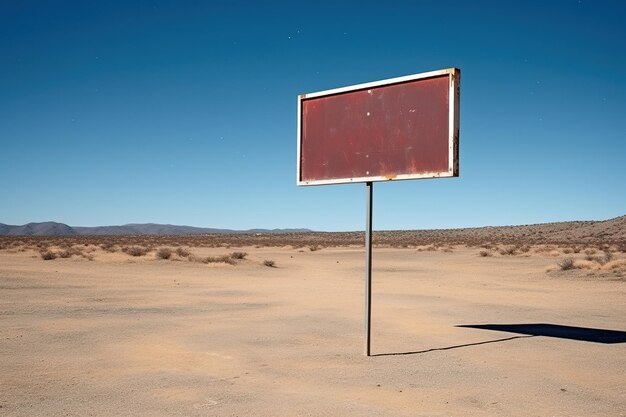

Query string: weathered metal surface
298 68 460 186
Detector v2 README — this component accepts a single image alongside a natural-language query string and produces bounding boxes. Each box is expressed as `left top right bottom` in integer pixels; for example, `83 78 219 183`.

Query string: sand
1 246 625 416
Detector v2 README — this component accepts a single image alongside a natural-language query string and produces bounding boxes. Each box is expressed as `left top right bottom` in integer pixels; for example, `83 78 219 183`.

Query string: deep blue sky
1 1 625 231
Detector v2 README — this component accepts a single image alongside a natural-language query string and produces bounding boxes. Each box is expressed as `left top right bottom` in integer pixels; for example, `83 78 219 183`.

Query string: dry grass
263 260 276 268
558 258 575 270
39 250 57 260
122 246 149 257
156 247 172 260
202 255 236 265
175 247 191 258
479 250 492 257
499 246 517 256
549 254 626 274
229 251 247 260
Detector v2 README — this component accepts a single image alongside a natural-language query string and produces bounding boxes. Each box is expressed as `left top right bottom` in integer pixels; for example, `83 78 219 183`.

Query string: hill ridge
0 216 623 242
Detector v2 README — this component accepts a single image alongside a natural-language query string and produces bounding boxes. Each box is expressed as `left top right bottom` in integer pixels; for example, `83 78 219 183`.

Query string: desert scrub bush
604 259 626 270
175 247 191 258
40 250 57 260
57 249 73 259
263 259 276 268
202 255 236 265
584 248 597 256
122 246 149 257
558 258 575 270
156 247 172 260
479 250 492 257
585 251 614 265
229 251 247 260
309 245 323 252
99 243 118 253
499 246 517 256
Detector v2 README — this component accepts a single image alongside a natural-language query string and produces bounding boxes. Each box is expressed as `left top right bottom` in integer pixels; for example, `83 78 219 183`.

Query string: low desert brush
122 246 149 257
479 250 492 257
499 246 517 256
558 258 575 271
156 247 172 260
40 250 57 260
202 255 236 265
229 251 247 260
175 247 191 258
263 259 276 268
57 249 73 259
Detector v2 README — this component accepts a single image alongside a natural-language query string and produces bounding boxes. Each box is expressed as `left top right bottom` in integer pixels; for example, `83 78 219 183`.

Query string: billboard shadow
456 323 626 344
372 323 626 357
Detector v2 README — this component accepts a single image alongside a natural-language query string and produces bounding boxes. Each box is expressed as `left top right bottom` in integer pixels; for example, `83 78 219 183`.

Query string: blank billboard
297 68 460 186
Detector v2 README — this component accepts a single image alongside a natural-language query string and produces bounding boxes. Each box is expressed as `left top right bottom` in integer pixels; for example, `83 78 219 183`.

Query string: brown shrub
558 258 575 270
229 251 247 260
499 246 517 256
479 250 492 257
202 255 236 265
100 243 118 253
156 247 172 260
263 259 276 267
57 249 73 259
122 246 149 257
175 247 191 258
40 250 57 260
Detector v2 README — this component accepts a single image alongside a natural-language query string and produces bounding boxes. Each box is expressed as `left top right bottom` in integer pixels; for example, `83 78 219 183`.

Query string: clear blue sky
1 0 624 231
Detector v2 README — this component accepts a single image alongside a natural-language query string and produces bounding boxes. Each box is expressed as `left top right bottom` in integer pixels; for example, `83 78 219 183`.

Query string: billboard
297 68 460 186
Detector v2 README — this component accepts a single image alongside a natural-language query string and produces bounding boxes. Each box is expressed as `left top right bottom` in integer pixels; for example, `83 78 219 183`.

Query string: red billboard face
297 68 459 186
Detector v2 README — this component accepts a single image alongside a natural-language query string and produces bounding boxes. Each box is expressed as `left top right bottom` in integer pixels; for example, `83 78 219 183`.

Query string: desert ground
1 237 625 416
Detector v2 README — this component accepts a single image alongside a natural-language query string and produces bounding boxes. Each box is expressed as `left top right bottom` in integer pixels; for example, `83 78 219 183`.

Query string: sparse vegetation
263 259 276 268
202 255 236 265
57 249 73 258
558 258 575 270
40 250 57 260
122 246 149 257
479 250 492 257
175 247 191 258
499 246 517 256
99 243 118 253
229 251 247 260
156 247 172 260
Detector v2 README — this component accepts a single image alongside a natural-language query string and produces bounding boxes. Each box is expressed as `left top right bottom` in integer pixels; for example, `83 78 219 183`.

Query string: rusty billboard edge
297 67 460 186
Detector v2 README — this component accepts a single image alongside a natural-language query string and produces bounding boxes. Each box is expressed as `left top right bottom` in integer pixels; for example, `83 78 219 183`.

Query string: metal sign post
365 182 373 356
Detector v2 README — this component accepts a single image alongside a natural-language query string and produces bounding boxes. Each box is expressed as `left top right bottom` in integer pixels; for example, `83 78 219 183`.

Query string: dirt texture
1 246 625 416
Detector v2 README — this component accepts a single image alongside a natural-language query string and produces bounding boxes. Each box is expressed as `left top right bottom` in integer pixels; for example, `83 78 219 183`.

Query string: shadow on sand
456 323 626 344
373 323 626 357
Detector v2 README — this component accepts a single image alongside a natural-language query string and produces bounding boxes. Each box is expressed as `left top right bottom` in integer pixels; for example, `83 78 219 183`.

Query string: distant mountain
0 222 312 236
0 216 624 242
0 222 77 236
